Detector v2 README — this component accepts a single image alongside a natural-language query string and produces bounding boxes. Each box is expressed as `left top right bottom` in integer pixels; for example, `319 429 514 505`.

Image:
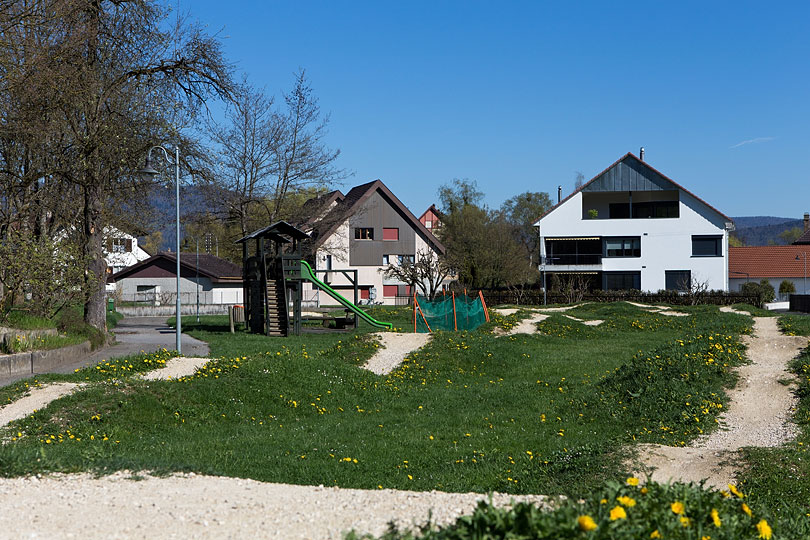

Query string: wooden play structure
237 221 392 337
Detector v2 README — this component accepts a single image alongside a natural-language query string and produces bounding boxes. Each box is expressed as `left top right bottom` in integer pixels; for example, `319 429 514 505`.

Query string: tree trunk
83 183 107 332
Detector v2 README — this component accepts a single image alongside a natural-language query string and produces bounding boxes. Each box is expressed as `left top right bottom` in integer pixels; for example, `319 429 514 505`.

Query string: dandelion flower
671 501 685 515
680 516 692 527
609 506 627 521
711 508 722 527
626 477 640 486
617 496 636 507
577 515 597 531
756 519 772 539
650 531 661 539
742 503 753 517
728 484 744 498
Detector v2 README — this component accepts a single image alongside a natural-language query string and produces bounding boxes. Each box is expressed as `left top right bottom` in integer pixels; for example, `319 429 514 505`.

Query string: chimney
557 185 562 203
804 212 809 231
639 147 645 161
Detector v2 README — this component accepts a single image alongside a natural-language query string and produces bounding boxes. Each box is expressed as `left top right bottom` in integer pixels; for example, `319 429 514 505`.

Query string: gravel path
0 382 80 429
140 356 210 381
631 313 807 488
362 333 431 375
0 471 549 540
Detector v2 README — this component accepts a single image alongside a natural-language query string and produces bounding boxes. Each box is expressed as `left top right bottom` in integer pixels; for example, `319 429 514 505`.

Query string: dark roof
730 246 810 278
235 221 311 244
533 152 733 225
112 252 242 282
300 190 345 227
794 227 810 245
306 180 445 255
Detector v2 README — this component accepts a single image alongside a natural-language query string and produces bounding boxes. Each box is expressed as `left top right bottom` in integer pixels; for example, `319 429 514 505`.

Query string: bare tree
0 0 234 330
381 249 451 300
574 171 585 191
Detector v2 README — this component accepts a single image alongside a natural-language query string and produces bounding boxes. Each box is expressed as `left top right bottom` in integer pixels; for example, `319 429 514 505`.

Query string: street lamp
797 253 807 294
138 145 182 355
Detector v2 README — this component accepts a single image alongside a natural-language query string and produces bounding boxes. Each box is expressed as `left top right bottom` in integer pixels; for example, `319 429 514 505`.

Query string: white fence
119 289 242 306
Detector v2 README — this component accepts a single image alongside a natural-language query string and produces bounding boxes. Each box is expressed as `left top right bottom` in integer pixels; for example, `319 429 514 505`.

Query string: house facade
418 204 442 233
533 152 734 292
303 180 445 306
112 252 243 306
729 246 810 298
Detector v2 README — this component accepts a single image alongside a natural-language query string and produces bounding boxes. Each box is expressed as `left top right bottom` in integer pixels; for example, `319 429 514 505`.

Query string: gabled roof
419 204 443 221
533 152 732 225
793 227 810 245
306 179 446 254
729 246 810 279
112 252 242 283
235 221 310 244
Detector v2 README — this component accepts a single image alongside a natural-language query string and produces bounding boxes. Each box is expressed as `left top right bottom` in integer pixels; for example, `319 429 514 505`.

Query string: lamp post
138 145 182 355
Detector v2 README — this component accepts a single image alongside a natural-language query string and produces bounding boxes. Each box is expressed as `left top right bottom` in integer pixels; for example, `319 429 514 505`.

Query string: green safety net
413 293 488 333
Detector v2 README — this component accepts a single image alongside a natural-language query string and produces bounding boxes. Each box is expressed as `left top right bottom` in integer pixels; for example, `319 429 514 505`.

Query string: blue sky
184 0 809 220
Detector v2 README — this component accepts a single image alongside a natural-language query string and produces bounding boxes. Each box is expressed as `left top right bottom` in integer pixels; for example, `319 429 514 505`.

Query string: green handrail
299 261 393 330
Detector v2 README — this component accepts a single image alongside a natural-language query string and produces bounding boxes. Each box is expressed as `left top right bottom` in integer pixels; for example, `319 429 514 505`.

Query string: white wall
537 191 729 291
115 276 243 304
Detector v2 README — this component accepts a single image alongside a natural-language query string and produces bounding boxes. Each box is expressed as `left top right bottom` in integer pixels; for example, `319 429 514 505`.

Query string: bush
779 280 796 295
740 280 775 305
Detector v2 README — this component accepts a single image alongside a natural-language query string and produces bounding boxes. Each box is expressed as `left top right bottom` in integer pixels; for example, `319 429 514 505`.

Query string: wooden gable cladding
583 155 672 193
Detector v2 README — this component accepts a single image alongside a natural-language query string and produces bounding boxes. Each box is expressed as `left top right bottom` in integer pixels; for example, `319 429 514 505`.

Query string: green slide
299 261 393 330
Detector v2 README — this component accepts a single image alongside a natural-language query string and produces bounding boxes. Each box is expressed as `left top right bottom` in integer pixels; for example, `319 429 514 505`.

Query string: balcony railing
545 254 603 265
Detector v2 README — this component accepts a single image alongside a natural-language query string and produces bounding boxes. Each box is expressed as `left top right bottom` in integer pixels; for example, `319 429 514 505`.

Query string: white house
533 152 734 292
112 252 243 306
104 226 150 291
302 180 446 306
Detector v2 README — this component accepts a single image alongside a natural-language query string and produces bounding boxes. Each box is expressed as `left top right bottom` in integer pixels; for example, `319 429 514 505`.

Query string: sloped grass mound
349 480 777 540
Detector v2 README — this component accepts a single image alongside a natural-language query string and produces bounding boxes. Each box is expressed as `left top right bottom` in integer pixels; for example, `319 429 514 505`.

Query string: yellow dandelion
617 495 636 507
577 515 597 531
742 503 753 517
609 506 627 521
680 516 692 527
626 476 639 486
650 530 661 538
711 508 722 527
671 501 685 515
756 519 772 539
728 484 744 498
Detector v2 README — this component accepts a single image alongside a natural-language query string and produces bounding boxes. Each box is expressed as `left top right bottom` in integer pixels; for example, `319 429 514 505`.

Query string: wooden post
478 290 490 322
229 305 235 333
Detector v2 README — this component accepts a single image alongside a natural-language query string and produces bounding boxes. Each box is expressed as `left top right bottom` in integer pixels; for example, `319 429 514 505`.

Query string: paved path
0 317 209 387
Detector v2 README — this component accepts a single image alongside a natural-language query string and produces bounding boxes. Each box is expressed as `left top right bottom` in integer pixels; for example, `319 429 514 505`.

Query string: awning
545 237 601 241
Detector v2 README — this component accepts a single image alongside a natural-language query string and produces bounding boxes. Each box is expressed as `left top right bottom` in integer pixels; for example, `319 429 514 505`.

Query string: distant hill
732 216 805 246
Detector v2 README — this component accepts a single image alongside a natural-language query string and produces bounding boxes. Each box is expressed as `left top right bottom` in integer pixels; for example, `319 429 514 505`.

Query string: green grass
0 303 753 501
732 312 810 537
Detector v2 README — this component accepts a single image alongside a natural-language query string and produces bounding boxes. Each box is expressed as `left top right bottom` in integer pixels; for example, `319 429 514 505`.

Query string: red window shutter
383 285 398 297
360 288 370 299
404 285 411 296
383 228 399 241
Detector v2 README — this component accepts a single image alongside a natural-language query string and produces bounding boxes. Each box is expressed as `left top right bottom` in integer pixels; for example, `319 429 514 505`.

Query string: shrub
779 280 796 295
740 280 775 305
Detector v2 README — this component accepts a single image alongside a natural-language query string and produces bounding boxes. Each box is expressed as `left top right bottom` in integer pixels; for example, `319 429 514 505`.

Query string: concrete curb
0 341 92 378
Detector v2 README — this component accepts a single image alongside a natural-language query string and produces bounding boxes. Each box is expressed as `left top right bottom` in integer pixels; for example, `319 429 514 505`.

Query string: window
383 285 398 297
325 254 332 270
633 201 679 219
692 235 722 257
354 227 374 240
383 227 399 241
397 255 415 265
603 272 641 291
665 270 691 291
382 254 390 265
424 220 432 228
609 203 630 219
604 237 640 257
112 238 128 253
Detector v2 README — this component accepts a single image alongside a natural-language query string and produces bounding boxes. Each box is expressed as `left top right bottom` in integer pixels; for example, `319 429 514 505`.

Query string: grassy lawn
0 303 753 501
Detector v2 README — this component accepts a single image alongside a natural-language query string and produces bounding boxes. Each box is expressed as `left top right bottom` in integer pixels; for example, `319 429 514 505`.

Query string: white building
104 227 151 291
112 252 243 306
533 152 733 292
303 180 446 306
